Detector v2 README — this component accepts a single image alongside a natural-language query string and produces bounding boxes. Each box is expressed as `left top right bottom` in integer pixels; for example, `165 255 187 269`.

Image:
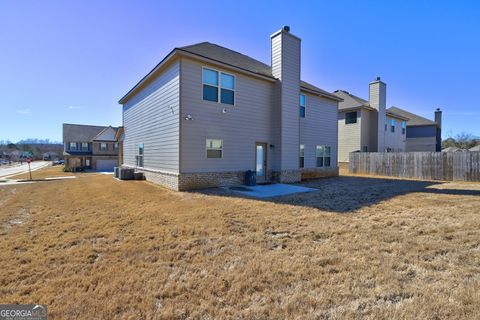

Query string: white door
255 143 267 182
96 159 117 171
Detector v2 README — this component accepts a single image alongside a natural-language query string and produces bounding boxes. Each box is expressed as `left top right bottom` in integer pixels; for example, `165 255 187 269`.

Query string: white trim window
206 139 223 158
136 143 144 167
391 118 396 133
202 67 235 105
345 111 357 124
316 145 332 167
299 144 305 168
299 94 306 118
402 121 407 134
100 143 108 151
81 142 89 151
69 142 77 151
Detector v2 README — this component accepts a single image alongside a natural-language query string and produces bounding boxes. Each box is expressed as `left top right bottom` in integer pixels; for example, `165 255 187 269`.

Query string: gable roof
332 90 371 111
91 126 118 141
120 41 342 104
63 123 117 142
469 145 480 151
387 106 437 127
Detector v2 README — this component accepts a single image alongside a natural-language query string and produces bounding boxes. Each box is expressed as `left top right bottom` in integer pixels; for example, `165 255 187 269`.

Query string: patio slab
229 183 316 198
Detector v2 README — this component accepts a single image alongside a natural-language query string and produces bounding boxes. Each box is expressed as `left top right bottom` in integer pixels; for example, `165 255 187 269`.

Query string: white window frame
100 142 108 151
206 138 223 159
69 142 77 151
136 143 144 167
300 94 306 118
402 121 407 134
81 142 89 151
345 111 357 125
316 145 332 168
299 144 305 168
391 118 396 133
202 67 235 106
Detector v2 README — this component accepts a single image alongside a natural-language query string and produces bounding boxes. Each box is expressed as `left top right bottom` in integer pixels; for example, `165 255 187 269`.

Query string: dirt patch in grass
0 174 479 319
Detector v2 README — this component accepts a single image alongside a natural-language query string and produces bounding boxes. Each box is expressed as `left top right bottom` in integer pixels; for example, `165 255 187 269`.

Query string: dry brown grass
8 166 76 180
0 169 479 319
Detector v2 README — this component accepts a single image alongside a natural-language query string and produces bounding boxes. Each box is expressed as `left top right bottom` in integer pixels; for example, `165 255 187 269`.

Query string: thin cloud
17 109 32 114
68 106 83 110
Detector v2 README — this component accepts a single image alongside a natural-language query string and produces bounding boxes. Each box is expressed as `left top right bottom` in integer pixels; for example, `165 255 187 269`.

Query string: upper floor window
402 121 407 134
299 144 305 168
206 139 223 158
202 68 235 105
316 145 332 167
345 112 357 124
100 143 108 151
114 142 119 151
391 118 396 133
69 142 77 150
81 142 89 151
299 94 306 118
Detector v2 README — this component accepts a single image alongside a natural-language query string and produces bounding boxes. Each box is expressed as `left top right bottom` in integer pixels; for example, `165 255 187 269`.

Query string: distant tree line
442 132 480 150
0 139 63 161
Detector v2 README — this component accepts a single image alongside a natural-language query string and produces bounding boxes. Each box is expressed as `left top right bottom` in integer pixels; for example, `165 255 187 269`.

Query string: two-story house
63 123 120 171
387 107 442 152
334 78 443 162
118 26 342 191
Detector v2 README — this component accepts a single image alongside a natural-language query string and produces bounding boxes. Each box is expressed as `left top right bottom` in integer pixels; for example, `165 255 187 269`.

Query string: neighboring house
63 123 120 171
469 145 480 152
115 126 125 166
118 26 342 191
334 78 409 163
442 146 462 152
387 107 442 152
43 151 59 161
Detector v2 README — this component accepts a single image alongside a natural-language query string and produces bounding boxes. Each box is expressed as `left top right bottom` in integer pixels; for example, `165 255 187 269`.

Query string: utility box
244 170 256 186
119 168 135 180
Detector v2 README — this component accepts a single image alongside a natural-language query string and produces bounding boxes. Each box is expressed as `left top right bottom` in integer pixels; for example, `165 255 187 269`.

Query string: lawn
0 168 479 319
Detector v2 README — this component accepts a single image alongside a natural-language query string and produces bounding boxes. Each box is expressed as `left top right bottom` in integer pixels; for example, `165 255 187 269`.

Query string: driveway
0 161 50 178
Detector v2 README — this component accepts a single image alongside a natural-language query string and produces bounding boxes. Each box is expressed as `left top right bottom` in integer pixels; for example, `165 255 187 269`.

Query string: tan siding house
119 27 342 190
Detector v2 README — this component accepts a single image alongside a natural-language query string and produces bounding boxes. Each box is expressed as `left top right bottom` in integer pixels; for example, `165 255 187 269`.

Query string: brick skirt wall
124 166 338 191
301 167 339 180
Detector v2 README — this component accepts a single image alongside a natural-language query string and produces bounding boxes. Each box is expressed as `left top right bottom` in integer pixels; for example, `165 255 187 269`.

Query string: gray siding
406 137 437 151
385 116 407 151
180 58 275 173
300 94 338 168
122 61 180 173
338 111 361 162
272 31 301 170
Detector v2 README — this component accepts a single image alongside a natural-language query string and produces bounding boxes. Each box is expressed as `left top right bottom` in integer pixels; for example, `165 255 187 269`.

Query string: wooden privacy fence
349 152 480 181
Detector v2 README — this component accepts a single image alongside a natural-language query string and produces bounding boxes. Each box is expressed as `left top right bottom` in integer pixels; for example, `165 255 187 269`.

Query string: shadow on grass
189 175 480 213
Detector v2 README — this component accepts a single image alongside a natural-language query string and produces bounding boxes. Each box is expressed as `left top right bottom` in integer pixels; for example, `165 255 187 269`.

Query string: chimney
271 26 301 177
435 108 442 151
369 77 387 152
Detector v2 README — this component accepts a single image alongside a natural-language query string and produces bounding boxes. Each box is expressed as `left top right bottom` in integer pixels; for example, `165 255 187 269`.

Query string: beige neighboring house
63 123 120 171
334 78 409 163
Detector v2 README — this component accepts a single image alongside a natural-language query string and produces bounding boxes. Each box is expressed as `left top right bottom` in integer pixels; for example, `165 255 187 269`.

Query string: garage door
96 159 118 171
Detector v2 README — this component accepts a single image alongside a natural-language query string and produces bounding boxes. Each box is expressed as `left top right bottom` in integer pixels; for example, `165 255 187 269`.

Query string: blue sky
1 0 479 142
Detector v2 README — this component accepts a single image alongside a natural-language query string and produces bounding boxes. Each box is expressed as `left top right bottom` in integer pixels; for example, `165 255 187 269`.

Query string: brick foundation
301 167 339 180
124 166 338 191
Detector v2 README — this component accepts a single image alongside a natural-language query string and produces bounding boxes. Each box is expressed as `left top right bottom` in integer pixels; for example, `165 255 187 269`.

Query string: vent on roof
283 26 290 32
376 76 381 81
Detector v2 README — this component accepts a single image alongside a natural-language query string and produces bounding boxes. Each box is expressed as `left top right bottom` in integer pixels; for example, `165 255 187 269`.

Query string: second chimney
369 77 387 152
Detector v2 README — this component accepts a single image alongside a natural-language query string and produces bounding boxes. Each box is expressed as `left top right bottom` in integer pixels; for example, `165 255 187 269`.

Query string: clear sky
1 0 479 142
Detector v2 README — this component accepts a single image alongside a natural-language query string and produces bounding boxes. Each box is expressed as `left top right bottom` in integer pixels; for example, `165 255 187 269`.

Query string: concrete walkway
230 183 316 198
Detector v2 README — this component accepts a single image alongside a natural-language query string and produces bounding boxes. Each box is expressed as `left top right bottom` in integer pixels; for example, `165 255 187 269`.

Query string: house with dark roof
387 107 442 152
333 78 443 162
118 26 342 191
63 123 120 171
333 78 410 162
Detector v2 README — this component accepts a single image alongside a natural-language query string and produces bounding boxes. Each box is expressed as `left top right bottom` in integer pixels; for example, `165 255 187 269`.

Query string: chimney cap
375 76 381 81
436 108 441 112
283 26 290 32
